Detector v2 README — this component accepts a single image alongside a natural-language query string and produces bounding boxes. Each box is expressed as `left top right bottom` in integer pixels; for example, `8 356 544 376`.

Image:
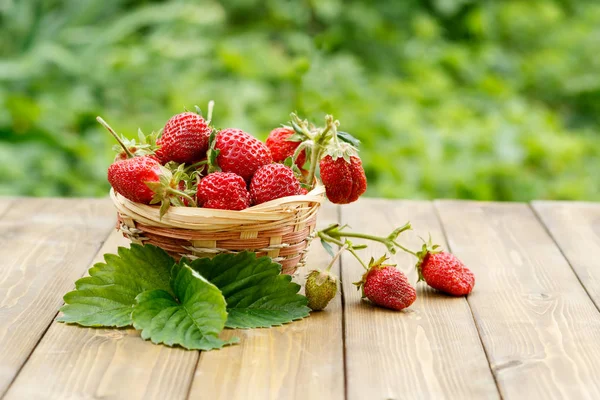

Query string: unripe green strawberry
305 270 338 311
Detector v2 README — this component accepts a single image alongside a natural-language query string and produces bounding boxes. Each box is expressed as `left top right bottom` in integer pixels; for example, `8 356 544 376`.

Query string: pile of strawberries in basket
101 102 367 216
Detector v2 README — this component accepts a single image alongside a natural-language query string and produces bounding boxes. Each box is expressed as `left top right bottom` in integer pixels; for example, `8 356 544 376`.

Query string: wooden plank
0 198 15 218
436 200 600 399
0 198 116 396
532 201 600 310
4 230 199 400
188 203 345 400
341 199 499 400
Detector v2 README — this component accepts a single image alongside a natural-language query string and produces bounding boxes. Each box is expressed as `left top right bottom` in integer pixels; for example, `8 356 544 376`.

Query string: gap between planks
530 201 600 313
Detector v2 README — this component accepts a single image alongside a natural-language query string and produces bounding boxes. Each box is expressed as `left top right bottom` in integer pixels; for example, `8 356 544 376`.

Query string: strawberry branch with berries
305 222 475 311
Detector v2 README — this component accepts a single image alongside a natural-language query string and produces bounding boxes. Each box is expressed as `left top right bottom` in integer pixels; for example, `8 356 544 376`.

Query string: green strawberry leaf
184 252 310 329
132 263 238 350
337 131 361 147
57 244 174 327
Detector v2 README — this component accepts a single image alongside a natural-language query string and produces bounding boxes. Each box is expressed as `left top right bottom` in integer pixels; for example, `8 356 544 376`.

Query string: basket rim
111 184 325 230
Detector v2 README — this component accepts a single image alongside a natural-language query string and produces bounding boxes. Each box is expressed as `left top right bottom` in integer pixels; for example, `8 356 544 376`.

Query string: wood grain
0 198 15 218
532 201 600 310
341 199 499 400
188 203 345 400
4 230 199 400
0 198 115 397
436 201 600 400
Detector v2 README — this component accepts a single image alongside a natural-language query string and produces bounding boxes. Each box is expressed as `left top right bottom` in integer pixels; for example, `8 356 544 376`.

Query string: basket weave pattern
111 185 325 274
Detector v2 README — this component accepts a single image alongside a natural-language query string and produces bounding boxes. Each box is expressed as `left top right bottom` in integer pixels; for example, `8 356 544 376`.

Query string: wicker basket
110 185 325 275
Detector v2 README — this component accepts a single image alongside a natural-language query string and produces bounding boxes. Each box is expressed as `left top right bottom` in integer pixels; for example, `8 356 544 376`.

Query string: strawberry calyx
311 269 338 287
414 235 442 282
353 255 394 298
145 164 197 217
115 128 161 161
206 128 222 174
321 141 359 163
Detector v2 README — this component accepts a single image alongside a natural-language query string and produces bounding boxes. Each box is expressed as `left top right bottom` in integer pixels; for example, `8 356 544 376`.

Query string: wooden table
1 197 600 399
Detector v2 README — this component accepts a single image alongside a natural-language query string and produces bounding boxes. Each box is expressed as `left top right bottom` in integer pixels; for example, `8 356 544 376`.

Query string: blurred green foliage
1 0 599 200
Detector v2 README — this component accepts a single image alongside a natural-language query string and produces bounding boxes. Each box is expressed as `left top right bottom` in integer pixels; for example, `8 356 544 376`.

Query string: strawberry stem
291 141 308 169
97 116 134 158
318 221 416 256
304 115 336 186
391 241 418 257
185 160 208 172
290 113 315 139
167 187 197 207
318 232 369 270
325 243 348 272
304 140 320 186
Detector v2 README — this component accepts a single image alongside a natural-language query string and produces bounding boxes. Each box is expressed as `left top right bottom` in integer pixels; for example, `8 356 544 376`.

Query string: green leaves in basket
132 263 239 350
184 252 310 329
57 244 173 327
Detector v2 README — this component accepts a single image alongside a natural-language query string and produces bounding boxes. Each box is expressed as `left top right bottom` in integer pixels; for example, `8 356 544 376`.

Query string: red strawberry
354 256 416 311
151 147 167 164
108 156 197 216
319 155 367 204
214 128 272 182
266 127 306 168
416 242 475 296
250 164 304 205
197 172 250 210
108 156 162 204
157 112 211 164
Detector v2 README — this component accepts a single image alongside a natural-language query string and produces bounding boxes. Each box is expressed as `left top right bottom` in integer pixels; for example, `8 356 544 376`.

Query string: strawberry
319 155 367 204
305 270 337 311
250 164 304 205
108 156 163 204
157 112 211 164
212 128 272 182
197 172 250 210
266 127 306 168
416 240 474 296
108 156 196 216
354 256 416 311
